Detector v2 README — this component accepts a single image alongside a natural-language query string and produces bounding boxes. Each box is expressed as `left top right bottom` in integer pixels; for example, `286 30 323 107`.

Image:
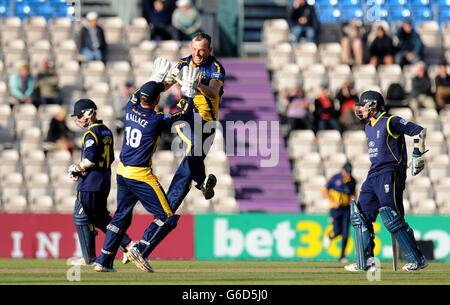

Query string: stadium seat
350 153 371 180
100 16 124 44
328 64 352 93
212 197 239 214
302 64 326 95
49 17 73 42
125 17 149 45
0 17 22 42
378 64 404 94
82 61 106 87
413 199 438 214
388 107 414 121
185 189 211 213
2 194 28 213
106 61 131 92
28 194 54 213
300 175 326 205
294 42 318 69
2 39 27 72
54 194 76 213
263 18 291 47
266 42 293 71
130 40 157 68
427 154 450 184
323 153 348 179
86 82 110 107
293 153 323 182
28 39 52 73
306 198 330 214
24 16 48 44
319 42 342 67
272 63 301 92
155 40 181 64
288 130 317 159
339 7 364 23
352 64 379 93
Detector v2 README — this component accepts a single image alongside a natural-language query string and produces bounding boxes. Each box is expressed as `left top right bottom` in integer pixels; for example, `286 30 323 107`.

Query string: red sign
0 213 194 259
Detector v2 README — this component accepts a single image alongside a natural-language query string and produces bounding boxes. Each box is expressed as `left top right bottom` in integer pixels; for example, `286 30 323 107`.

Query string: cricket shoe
201 174 217 200
126 247 154 273
402 256 428 271
93 262 117 272
122 241 137 264
344 257 377 272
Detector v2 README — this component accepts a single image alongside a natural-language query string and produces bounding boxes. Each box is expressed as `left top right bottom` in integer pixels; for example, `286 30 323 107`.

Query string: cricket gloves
67 158 96 181
68 163 81 181
149 57 172 83
176 65 200 98
411 128 427 176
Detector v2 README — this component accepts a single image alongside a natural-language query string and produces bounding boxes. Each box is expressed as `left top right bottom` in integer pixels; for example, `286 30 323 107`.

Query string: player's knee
379 206 406 233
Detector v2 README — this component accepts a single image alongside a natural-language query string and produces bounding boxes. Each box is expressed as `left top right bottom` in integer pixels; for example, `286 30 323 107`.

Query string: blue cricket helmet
355 90 384 120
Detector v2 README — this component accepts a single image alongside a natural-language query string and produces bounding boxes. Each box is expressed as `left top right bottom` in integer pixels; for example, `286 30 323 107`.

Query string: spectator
113 81 134 119
341 19 365 66
35 57 62 106
314 82 341 132
10 63 34 105
172 0 202 41
409 61 436 112
78 11 107 62
336 80 364 131
43 106 76 154
435 63 450 109
144 0 177 41
369 26 395 69
394 17 423 68
282 85 314 131
289 0 319 44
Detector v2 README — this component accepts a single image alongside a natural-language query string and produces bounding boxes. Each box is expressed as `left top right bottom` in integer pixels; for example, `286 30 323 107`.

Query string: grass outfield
0 259 449 285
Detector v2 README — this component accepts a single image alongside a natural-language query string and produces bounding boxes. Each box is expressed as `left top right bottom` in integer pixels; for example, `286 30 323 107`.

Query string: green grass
0 259 449 285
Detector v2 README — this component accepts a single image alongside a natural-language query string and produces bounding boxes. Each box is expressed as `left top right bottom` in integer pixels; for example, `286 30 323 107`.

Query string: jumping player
68 99 133 266
344 90 428 272
94 59 199 272
163 32 225 213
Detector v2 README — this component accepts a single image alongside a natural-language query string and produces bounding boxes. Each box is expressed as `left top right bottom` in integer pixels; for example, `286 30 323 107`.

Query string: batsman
344 90 428 272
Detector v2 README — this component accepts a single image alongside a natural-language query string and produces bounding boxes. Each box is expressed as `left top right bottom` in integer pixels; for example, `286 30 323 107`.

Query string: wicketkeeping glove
175 65 200 98
149 57 172 82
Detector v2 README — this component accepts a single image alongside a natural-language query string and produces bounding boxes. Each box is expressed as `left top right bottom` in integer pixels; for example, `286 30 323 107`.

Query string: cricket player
68 98 133 266
163 32 225 213
322 162 356 262
344 90 428 272
94 59 199 272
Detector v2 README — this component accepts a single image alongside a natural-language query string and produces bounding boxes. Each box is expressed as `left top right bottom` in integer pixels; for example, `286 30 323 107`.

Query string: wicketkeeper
68 98 133 266
344 90 428 272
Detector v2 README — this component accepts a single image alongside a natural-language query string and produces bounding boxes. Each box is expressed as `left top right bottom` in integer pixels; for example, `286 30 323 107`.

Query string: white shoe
126 247 154 273
402 256 428 271
122 241 137 264
344 257 376 272
93 262 117 272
